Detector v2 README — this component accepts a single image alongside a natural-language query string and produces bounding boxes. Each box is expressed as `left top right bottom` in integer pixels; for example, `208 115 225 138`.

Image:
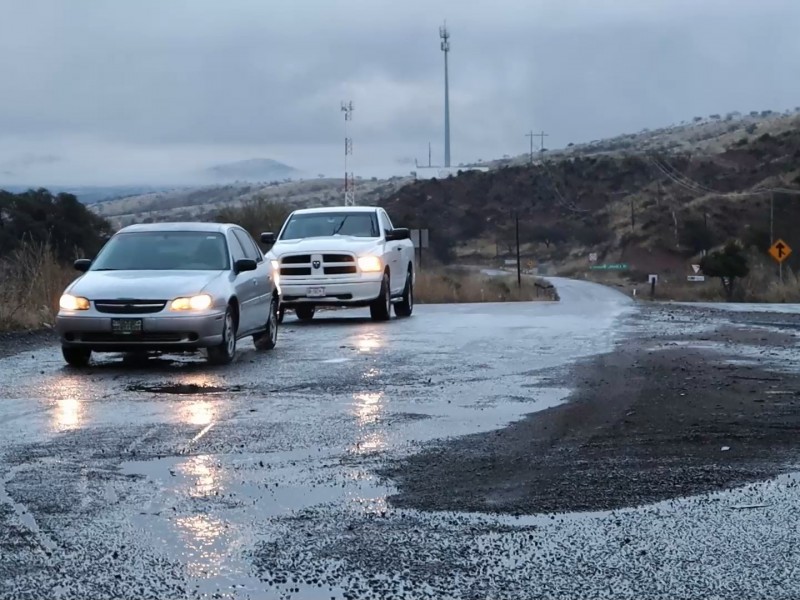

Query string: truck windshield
280 212 379 240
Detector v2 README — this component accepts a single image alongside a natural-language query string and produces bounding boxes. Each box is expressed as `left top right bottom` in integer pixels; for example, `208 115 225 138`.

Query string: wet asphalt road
1 278 799 599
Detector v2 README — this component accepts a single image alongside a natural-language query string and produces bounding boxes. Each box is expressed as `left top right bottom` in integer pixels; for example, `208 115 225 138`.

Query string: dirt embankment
382 305 800 514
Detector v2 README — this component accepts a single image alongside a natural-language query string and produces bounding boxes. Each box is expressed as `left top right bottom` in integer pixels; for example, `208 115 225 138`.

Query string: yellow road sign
769 239 792 263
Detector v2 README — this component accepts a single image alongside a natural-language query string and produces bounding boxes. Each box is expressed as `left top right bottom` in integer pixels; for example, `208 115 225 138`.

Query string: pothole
126 383 245 395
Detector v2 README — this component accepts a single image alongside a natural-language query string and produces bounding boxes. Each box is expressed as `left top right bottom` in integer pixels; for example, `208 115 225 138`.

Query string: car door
227 231 258 334
233 228 272 328
380 210 404 294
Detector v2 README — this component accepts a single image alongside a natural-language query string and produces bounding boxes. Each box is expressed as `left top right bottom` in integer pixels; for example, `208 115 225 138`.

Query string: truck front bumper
279 275 383 308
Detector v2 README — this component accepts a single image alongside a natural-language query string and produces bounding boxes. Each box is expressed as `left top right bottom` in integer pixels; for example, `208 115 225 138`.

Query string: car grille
94 300 168 314
78 332 190 343
279 252 358 278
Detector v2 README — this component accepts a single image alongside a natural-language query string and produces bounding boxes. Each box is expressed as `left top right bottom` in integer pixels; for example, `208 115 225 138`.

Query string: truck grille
279 252 358 278
94 300 168 314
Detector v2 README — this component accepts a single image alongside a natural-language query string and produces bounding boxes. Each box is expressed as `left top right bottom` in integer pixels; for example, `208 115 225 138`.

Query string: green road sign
589 263 629 271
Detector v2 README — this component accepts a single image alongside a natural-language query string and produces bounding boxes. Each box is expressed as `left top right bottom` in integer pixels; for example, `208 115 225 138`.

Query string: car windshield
280 212 379 240
90 231 230 271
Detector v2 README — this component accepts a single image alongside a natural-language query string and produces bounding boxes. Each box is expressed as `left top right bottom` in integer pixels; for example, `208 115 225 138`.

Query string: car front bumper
279 274 383 308
55 310 226 352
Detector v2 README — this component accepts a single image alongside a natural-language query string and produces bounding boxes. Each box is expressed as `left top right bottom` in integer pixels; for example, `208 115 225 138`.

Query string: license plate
111 318 143 335
306 287 326 298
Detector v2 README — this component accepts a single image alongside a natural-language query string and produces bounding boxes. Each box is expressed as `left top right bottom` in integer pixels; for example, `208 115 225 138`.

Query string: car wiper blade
92 268 118 271
331 216 350 236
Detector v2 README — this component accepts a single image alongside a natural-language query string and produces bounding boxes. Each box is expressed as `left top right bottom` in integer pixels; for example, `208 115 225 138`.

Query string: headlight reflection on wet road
351 391 388 454
174 513 229 578
51 377 86 431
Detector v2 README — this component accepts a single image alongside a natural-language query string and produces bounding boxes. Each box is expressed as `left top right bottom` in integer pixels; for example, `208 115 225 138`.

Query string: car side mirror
74 259 92 273
234 258 258 274
261 232 276 245
386 228 410 241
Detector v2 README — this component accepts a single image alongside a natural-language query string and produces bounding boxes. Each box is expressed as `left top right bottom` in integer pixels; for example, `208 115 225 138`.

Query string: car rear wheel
370 272 391 321
394 269 414 317
207 307 237 365
295 305 315 321
253 296 279 351
62 346 91 368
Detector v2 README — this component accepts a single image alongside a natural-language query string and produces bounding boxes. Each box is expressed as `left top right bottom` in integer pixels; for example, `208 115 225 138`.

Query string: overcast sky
1 0 799 186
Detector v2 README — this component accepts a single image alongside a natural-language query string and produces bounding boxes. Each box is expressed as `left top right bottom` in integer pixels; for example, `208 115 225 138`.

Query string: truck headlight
170 294 213 311
357 256 382 272
59 294 90 311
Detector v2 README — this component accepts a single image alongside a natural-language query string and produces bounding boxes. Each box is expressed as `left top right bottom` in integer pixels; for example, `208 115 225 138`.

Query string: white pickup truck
261 206 415 322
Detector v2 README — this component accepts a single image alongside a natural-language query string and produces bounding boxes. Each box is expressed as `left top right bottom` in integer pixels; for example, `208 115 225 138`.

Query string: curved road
0 279 673 599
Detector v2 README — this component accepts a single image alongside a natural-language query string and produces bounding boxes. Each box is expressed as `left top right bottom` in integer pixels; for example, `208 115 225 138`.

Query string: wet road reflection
351 391 387 454
181 454 221 498
51 376 87 431
174 513 230 578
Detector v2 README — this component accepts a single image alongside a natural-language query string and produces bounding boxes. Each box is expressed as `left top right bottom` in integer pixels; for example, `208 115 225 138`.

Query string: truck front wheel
369 272 391 321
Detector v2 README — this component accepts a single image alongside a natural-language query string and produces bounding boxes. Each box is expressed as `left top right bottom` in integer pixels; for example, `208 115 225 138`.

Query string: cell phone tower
439 21 451 168
341 100 355 206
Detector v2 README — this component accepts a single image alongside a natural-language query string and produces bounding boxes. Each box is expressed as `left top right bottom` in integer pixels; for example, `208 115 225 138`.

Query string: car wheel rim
225 314 235 356
269 300 277 342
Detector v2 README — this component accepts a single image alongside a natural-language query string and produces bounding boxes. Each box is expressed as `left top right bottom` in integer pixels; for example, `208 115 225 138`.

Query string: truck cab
262 206 415 321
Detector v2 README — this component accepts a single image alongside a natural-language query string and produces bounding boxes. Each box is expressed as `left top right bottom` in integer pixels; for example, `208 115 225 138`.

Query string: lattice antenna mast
341 100 355 206
439 22 451 168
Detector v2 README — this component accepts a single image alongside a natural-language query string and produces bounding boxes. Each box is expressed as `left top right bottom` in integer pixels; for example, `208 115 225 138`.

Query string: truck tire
394 269 414 317
370 272 392 321
295 305 316 321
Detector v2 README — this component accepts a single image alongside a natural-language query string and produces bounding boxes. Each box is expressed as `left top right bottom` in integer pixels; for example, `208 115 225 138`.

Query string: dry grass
0 240 77 331
415 268 557 304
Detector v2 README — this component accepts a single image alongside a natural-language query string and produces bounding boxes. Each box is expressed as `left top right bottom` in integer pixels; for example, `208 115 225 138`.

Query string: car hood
68 270 226 300
269 236 381 258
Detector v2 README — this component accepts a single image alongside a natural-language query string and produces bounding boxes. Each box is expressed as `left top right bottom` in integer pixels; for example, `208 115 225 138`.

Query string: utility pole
515 211 522 290
341 100 354 206
428 142 432 168
440 22 451 168
534 130 548 156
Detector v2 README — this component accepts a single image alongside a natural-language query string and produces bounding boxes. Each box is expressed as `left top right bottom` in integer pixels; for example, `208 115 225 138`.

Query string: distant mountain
204 158 300 183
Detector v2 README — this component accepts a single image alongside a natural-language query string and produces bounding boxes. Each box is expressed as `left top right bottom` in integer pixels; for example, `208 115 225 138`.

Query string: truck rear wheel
394 269 414 317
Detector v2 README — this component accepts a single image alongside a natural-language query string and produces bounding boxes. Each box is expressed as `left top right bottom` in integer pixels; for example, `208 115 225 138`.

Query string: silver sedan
55 222 280 367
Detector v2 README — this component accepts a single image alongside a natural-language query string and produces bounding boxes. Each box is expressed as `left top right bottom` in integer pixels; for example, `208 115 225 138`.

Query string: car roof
117 222 240 234
290 206 379 215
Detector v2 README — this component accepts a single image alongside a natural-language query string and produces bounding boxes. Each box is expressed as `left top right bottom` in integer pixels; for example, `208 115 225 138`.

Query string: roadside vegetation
0 189 110 331
414 268 557 304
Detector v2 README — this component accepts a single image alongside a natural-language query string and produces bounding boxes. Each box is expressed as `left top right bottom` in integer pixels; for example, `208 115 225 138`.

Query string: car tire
295 305 315 321
207 306 237 365
369 272 392 322
277 307 285 324
253 296 279 351
394 269 414 317
62 346 91 368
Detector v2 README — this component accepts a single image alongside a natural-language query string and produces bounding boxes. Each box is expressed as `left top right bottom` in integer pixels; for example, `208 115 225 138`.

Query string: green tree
700 241 750 301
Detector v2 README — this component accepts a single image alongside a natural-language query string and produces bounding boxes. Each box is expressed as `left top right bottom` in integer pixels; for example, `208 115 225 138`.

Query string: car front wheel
207 307 237 365
254 297 279 351
62 346 91 368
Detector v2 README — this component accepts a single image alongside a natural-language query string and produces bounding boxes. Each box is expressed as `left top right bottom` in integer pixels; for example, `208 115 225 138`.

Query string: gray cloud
1 0 799 185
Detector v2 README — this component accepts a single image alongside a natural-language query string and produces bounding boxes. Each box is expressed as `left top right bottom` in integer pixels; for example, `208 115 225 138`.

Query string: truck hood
268 236 381 258
67 270 226 300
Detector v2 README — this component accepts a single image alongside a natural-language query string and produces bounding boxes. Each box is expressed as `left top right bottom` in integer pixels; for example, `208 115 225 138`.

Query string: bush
700 241 750 300
215 198 291 247
414 268 557 303
0 239 76 330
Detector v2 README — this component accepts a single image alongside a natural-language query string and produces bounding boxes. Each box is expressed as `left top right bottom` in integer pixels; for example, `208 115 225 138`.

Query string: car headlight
357 255 382 272
270 259 280 271
59 294 90 311
170 294 213 311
